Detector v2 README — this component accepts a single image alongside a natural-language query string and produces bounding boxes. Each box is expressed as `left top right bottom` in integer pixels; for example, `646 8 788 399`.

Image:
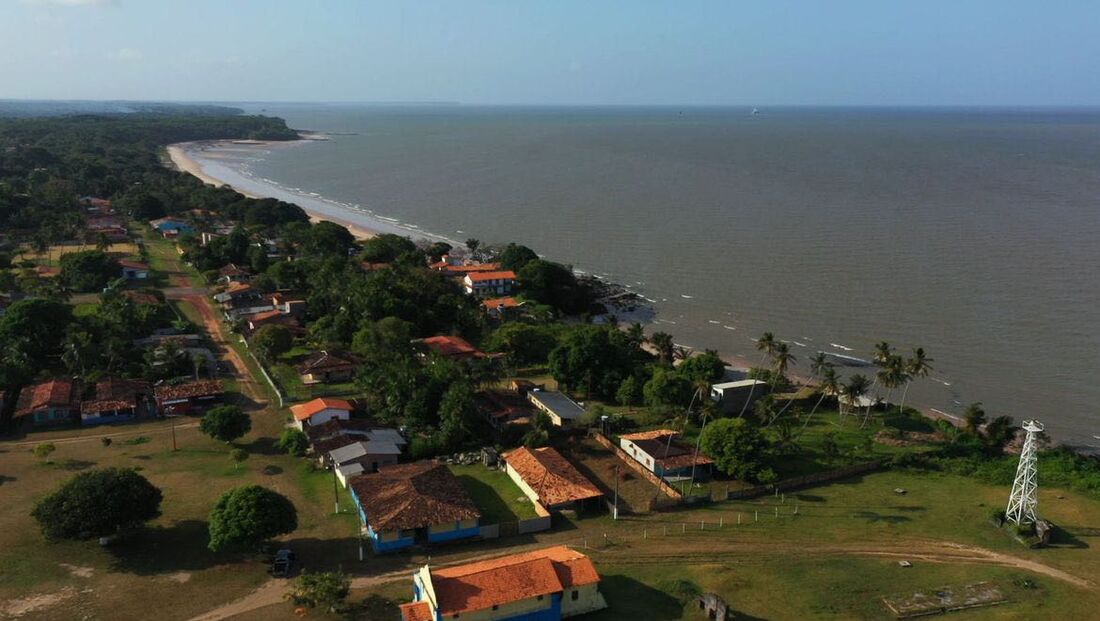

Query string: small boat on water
820 351 873 367
752 108 760 115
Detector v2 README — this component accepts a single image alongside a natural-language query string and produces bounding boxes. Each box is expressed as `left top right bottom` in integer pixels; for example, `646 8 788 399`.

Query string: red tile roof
290 397 353 422
503 447 602 506
421 335 485 359
15 379 78 417
118 259 149 270
348 461 479 532
465 270 517 283
295 350 359 374
247 309 287 325
219 263 251 276
622 430 713 470
430 546 599 615
153 380 224 401
620 428 680 441
81 379 149 415
482 296 521 310
399 601 433 621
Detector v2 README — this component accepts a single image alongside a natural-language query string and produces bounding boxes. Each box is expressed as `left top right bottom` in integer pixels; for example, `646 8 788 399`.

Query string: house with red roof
296 350 361 385
153 380 224 416
80 379 151 426
14 379 80 428
290 397 353 431
399 546 606 621
419 335 487 361
118 259 150 280
503 447 603 511
348 461 481 553
463 270 517 298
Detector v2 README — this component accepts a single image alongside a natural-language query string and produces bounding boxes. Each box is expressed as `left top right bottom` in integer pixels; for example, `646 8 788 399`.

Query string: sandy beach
166 140 381 241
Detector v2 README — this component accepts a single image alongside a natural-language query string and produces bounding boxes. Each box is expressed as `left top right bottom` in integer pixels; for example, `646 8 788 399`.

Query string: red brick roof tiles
503 447 602 506
348 461 479 533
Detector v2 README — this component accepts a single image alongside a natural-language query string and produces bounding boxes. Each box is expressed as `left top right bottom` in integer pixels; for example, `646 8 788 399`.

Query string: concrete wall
517 514 553 534
561 583 608 618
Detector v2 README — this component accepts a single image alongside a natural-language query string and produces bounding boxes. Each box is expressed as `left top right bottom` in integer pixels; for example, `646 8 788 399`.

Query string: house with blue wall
13 379 79 429
399 546 607 621
149 217 194 238
79 379 151 426
348 461 481 554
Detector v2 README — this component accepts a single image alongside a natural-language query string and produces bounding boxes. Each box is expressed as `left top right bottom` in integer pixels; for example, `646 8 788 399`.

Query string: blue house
348 461 481 554
79 379 151 427
14 379 79 428
149 217 194 238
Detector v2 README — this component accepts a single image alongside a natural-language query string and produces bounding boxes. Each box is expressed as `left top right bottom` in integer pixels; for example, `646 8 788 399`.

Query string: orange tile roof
503 447 602 506
399 601 433 621
482 296 520 310
620 428 680 441
290 397 353 421
153 380 224 401
465 270 516 283
247 309 286 324
118 259 149 270
421 335 484 359
431 546 599 615
15 379 78 417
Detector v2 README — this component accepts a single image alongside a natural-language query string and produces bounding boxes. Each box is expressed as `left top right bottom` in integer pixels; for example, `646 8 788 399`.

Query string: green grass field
448 464 540 523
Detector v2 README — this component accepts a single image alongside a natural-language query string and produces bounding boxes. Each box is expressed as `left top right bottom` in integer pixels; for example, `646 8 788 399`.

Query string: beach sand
166 141 379 241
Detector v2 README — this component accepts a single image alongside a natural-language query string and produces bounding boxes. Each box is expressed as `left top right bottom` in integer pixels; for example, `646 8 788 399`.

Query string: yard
448 464 540 523
557 434 667 514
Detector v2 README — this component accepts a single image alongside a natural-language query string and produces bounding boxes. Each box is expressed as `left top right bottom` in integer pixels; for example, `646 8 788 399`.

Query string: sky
3 0 1100 106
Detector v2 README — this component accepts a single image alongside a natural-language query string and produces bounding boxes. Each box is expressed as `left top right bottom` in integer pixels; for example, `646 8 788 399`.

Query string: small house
482 296 523 319
503 446 603 511
297 350 360 385
118 259 150 280
419 335 486 361
149 217 194 238
213 282 262 308
80 378 151 426
399 546 606 621
710 379 768 415
153 380 224 416
218 263 252 285
463 270 517 298
619 429 713 480
14 379 80 428
476 389 534 428
328 439 402 481
348 461 481 553
290 397 353 430
528 390 586 427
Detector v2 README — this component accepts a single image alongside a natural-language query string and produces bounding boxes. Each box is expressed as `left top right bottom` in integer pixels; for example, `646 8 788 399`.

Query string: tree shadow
56 459 96 471
851 511 911 525
586 575 685 621
891 505 927 513
247 436 283 456
262 464 284 476
795 493 825 502
0 474 15 485
109 519 234 575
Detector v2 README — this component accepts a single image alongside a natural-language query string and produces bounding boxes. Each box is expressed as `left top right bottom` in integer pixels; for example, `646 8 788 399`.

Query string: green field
449 464 541 523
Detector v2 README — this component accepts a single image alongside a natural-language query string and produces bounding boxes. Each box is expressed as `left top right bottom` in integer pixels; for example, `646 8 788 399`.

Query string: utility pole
332 468 340 514
171 422 177 451
612 464 620 520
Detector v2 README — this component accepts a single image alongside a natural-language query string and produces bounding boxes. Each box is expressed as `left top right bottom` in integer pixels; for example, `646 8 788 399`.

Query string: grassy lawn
269 362 361 403
448 464 540 523
139 227 203 287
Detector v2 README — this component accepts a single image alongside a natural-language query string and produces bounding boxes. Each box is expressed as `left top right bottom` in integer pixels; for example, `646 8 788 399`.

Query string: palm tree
866 356 907 429
800 366 839 435
840 374 870 422
809 351 832 378
771 342 797 388
899 347 934 414
739 331 776 417
863 340 893 419
650 332 675 365
963 402 986 435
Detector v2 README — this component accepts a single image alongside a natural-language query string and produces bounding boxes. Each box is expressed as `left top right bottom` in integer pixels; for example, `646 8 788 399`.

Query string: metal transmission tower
1005 419 1044 525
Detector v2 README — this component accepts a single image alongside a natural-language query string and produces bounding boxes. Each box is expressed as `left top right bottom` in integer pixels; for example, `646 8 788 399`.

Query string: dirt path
177 293 265 405
7 422 200 448
188 536 1092 620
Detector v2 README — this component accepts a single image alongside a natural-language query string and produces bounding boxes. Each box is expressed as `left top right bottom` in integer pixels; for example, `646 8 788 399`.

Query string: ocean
198 104 1100 450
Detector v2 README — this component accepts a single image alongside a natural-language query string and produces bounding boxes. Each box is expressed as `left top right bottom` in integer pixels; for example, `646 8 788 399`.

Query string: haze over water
228 104 1100 449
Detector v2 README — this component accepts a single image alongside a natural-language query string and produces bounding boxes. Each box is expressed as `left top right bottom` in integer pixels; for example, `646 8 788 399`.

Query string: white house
527 390 586 427
290 397 353 430
618 429 713 480
463 270 517 298
710 379 768 415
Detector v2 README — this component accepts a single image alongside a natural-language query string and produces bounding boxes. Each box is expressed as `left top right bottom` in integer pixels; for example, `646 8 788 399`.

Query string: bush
700 418 771 482
59 250 121 292
32 468 162 541
276 428 309 457
287 571 351 611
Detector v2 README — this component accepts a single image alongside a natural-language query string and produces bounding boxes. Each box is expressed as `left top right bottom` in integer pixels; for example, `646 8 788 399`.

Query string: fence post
700 521 704 530
738 513 741 525
719 516 723 527
775 507 779 518
682 523 686 533
644 529 647 539
755 510 758 522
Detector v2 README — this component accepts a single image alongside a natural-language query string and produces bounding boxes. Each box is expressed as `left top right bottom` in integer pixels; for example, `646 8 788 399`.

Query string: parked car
270 548 296 577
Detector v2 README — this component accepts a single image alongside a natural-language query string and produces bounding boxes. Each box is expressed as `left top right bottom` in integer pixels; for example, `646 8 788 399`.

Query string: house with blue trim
399 546 607 621
79 379 151 426
149 217 194 238
13 379 79 429
348 461 481 554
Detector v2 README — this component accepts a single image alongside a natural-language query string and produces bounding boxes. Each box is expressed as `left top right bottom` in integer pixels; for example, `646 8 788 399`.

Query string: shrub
276 428 309 457
32 468 162 541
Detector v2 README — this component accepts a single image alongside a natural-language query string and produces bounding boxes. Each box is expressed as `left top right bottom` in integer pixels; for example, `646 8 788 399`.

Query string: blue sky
3 0 1099 105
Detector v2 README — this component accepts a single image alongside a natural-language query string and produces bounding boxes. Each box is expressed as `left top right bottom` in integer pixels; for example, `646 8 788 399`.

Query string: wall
591 432 683 499
722 460 885 501
560 583 608 618
517 514 552 534
446 593 558 621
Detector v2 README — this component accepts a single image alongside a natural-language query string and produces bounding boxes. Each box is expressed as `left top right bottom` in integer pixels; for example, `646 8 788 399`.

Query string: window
571 590 580 601
492 605 499 611
537 595 544 601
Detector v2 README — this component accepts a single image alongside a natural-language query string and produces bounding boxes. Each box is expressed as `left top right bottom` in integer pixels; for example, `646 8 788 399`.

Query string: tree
616 375 643 407
33 443 56 463
207 485 297 551
800 366 839 435
643 366 694 408
32 468 162 541
425 241 453 262
59 250 121 292
649 332 675 365
305 221 356 257
677 349 725 384
699 418 771 482
983 416 1017 454
276 428 309 457
523 411 552 448
517 259 591 315
360 233 417 263
200 405 252 444
437 381 478 451
230 448 249 470
840 374 870 421
899 347 933 414
0 298 73 380
287 571 351 612
963 402 987 435
497 243 539 271
770 342 796 389
250 324 293 360
739 331 776 417
465 238 481 258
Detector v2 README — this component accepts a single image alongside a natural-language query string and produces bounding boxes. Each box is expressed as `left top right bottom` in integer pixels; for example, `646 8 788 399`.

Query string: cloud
22 0 114 6
107 48 142 61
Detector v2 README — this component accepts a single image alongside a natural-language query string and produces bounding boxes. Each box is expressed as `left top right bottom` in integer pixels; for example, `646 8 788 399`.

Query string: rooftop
529 390 586 420
503 447 602 506
421 335 485 359
118 259 149 270
622 430 714 470
15 379 77 417
81 378 149 415
429 546 600 615
290 397 354 422
712 379 768 390
153 380 224 401
296 350 360 374
465 270 517 283
328 439 403 464
348 461 480 533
